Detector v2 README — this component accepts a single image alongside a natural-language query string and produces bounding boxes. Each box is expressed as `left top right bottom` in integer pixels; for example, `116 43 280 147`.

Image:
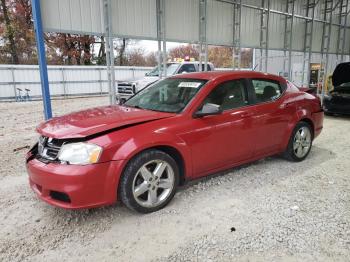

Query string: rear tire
283 121 313 162
119 149 179 213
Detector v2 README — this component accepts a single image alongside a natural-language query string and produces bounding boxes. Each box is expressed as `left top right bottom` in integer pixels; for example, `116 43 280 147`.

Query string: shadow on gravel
324 114 350 120
38 145 335 223
3 145 336 262
179 145 335 192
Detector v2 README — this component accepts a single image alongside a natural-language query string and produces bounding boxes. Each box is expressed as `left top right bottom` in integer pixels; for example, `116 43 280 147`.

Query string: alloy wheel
132 160 175 208
293 126 312 158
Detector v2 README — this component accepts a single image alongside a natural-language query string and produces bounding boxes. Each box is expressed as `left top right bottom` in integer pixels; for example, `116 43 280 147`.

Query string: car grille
118 83 134 95
38 136 64 161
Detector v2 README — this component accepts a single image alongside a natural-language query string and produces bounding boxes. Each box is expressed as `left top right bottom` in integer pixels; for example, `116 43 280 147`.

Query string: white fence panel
0 65 152 100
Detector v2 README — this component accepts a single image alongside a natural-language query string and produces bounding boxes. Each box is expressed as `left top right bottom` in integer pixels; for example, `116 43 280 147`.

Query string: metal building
32 0 350 119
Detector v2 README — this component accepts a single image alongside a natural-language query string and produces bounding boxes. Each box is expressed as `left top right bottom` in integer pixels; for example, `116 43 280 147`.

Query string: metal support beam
156 0 166 78
199 0 207 72
302 0 317 87
336 0 349 63
156 0 162 79
283 0 295 80
61 68 67 98
216 0 350 29
320 0 338 98
232 0 242 69
11 68 17 101
259 0 270 72
162 0 167 77
98 68 103 94
31 0 52 120
103 0 116 105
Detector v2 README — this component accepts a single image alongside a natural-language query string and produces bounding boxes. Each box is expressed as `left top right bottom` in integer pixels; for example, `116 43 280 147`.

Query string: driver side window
203 80 248 111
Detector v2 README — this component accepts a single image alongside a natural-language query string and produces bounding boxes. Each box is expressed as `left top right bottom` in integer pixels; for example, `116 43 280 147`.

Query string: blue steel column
31 0 52 120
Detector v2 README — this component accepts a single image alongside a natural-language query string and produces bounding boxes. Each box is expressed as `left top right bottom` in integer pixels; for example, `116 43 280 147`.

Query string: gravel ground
0 97 349 262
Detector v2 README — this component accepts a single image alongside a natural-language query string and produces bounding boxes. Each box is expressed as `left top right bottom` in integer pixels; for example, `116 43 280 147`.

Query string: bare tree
145 52 157 66
169 44 199 61
115 38 130 66
96 36 106 65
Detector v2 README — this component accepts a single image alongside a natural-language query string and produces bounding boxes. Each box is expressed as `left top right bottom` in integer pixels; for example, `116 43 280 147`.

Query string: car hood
332 62 350 87
37 105 175 139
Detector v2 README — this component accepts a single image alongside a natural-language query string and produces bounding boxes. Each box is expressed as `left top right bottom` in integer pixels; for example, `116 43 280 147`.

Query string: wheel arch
148 145 186 185
117 145 185 213
117 142 189 190
299 117 315 138
281 111 315 151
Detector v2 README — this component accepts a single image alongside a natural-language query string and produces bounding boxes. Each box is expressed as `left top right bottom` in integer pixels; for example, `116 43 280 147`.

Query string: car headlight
58 142 102 165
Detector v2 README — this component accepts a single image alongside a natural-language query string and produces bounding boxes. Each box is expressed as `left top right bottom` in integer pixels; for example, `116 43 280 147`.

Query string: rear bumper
26 157 125 209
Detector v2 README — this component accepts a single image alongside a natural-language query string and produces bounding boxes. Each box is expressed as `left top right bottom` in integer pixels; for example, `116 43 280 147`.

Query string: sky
131 40 187 53
91 39 186 57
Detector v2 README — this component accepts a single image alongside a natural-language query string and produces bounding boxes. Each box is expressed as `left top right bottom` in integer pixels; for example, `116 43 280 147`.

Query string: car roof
169 61 214 65
170 70 284 82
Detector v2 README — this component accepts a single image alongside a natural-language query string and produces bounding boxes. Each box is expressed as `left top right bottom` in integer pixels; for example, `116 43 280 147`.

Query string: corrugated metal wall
112 0 157 39
165 0 199 42
240 7 261 48
41 0 104 35
40 0 350 54
0 65 151 99
206 0 233 46
255 50 350 86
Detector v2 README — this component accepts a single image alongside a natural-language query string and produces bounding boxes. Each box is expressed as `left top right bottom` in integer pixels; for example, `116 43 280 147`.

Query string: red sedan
26 71 324 213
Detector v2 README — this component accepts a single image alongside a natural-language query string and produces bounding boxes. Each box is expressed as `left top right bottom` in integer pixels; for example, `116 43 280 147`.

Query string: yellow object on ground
324 74 333 93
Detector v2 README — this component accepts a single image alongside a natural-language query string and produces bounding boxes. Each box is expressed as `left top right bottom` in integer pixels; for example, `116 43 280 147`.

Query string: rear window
251 79 282 103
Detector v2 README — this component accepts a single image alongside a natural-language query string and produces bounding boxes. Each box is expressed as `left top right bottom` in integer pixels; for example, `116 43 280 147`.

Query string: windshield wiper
123 104 143 110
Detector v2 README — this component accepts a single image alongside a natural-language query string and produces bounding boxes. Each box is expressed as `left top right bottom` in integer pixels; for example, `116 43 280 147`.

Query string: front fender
111 132 193 178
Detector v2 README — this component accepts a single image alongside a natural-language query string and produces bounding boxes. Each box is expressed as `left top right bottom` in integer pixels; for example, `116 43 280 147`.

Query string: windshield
147 63 180 77
124 78 207 113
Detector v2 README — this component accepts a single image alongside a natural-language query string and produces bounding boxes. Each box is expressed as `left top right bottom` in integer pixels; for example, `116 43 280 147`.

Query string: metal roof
40 0 350 54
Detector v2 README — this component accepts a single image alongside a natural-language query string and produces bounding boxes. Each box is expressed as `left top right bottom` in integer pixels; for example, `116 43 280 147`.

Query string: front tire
119 149 179 213
284 121 313 162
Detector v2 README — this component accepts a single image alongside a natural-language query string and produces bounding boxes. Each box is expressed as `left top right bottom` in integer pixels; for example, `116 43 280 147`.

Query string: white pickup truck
117 61 215 103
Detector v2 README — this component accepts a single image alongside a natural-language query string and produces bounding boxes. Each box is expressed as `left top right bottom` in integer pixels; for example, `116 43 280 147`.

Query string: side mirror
194 103 222 118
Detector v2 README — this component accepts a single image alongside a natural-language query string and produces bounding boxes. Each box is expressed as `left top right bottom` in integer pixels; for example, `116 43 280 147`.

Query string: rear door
247 78 294 156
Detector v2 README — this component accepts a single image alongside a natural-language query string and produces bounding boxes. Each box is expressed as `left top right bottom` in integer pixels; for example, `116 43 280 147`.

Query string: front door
180 79 256 177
